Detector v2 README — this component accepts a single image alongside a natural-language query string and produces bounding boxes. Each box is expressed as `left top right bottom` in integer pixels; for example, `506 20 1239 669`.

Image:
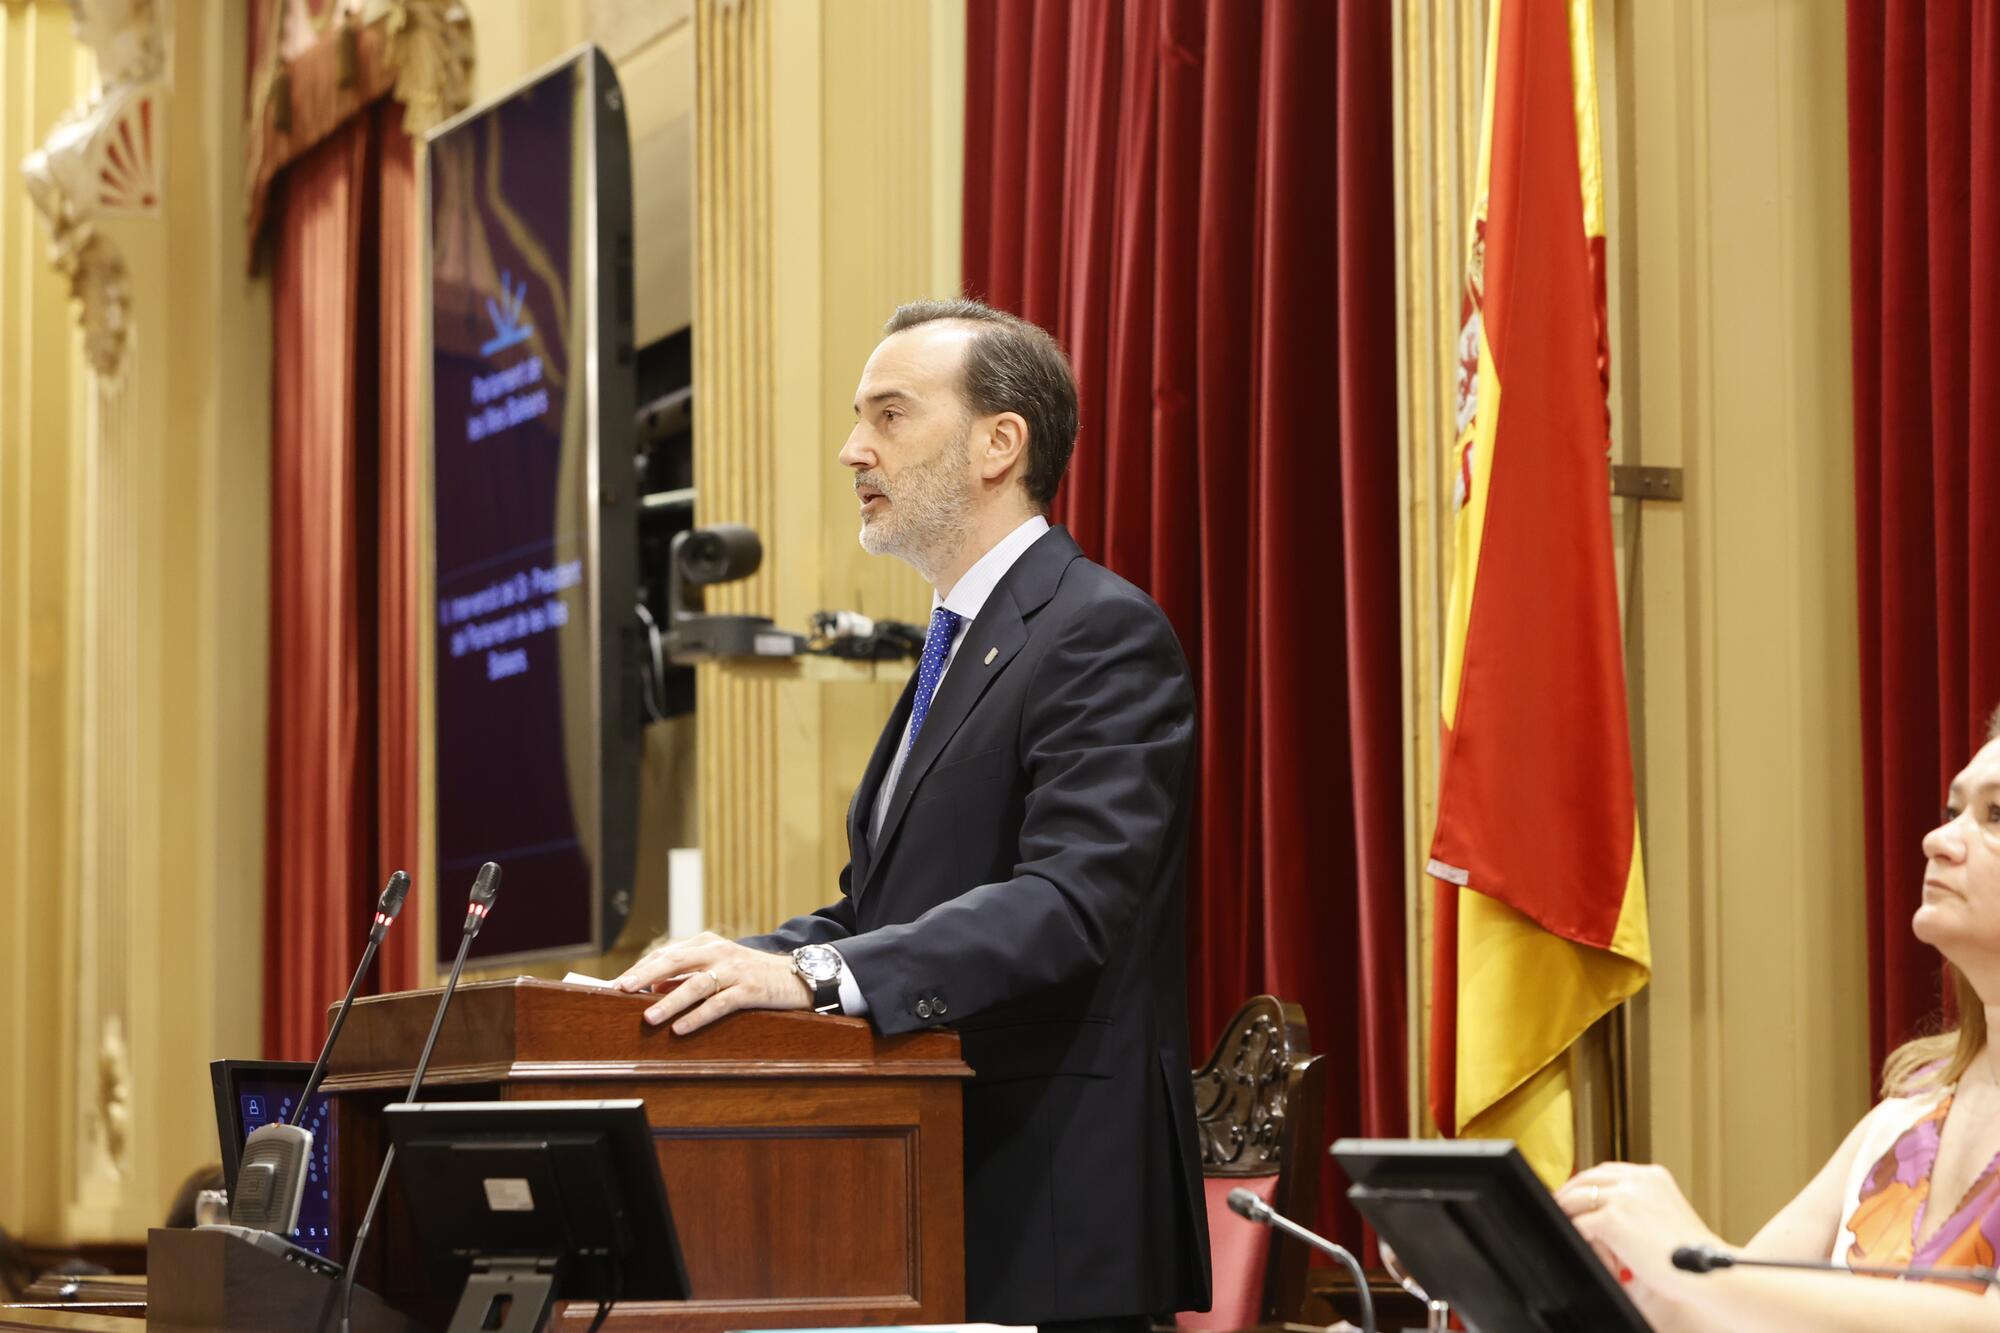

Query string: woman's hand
1555 1162 1725 1327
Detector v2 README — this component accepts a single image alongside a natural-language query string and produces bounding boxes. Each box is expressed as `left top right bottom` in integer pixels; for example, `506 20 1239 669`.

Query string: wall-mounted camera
663 524 806 662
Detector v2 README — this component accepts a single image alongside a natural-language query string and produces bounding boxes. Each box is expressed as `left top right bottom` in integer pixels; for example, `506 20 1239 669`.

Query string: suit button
933 998 948 1016
916 1000 933 1019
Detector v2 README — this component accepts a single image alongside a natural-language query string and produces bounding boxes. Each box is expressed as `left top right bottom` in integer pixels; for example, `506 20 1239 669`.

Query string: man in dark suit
615 299 1211 1328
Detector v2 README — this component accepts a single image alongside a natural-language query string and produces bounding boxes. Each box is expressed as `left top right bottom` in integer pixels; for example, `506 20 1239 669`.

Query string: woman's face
1914 739 2000 963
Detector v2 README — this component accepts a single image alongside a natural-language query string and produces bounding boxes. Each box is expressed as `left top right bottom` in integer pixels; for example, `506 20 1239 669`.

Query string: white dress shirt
833 514 1051 1015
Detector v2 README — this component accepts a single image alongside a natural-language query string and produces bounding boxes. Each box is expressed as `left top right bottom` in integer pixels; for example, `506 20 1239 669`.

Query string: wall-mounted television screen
425 46 638 967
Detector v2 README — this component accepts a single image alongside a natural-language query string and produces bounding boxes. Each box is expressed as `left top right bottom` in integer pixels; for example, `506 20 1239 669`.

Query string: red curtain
265 99 424 1060
964 0 1405 1247
1847 1 2000 1076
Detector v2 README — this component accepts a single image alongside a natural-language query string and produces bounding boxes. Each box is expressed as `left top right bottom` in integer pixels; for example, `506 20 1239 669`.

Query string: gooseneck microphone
293 871 411 1123
333 862 501 1333
1228 1187 1376 1333
229 871 411 1242
1672 1244 2000 1288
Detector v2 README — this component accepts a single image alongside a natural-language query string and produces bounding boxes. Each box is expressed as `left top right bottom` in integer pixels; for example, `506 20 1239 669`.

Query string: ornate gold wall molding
244 0 471 246
378 0 474 136
15 0 168 1236
20 0 165 377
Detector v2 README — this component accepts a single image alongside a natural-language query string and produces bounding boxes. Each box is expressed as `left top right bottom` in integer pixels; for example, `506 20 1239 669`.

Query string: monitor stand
448 1255 564 1333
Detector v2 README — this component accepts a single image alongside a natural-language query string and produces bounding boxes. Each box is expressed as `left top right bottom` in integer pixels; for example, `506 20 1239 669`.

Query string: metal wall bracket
1610 465 1683 501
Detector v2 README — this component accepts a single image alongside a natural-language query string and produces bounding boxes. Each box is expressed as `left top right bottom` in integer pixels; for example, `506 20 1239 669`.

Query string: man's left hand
613 932 810 1033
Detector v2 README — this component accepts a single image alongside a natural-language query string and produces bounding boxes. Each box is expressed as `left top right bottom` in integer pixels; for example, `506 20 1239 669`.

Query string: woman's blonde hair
1881 963 1987 1096
1879 706 2000 1097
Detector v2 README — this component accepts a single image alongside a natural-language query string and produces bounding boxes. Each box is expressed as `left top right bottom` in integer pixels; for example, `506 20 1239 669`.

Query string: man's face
839 323 980 571
1915 738 2000 964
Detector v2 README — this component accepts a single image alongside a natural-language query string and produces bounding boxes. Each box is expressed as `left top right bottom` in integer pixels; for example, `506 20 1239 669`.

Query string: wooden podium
320 978 972 1331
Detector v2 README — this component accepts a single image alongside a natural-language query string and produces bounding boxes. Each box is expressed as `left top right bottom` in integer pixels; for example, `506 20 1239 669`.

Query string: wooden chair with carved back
1174 995 1325 1329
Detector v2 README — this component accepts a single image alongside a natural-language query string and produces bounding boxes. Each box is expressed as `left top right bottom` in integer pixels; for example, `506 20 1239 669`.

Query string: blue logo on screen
481 271 533 357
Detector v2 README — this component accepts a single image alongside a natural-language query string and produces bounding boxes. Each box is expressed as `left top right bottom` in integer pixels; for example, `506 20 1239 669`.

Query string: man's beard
856 423 973 582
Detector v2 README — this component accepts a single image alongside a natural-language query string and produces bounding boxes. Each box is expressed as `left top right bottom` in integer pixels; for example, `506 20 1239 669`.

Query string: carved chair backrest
1189 994 1325 1324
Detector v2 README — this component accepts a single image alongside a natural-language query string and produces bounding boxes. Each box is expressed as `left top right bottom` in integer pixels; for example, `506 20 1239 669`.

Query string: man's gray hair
885 298 1079 509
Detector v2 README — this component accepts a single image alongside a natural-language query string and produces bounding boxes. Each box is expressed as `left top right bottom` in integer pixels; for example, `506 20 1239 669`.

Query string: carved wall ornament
20 0 168 378
373 0 473 136
243 0 473 249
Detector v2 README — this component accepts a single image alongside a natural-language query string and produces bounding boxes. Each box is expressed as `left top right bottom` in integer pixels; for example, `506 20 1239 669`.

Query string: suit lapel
862 600 1027 894
861 526 1083 895
848 671 918 893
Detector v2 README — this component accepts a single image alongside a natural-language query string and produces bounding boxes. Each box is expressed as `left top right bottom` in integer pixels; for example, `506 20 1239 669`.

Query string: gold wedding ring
702 968 722 993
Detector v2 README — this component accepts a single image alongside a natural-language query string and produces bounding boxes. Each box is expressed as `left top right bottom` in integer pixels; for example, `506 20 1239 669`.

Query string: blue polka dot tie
907 606 964 754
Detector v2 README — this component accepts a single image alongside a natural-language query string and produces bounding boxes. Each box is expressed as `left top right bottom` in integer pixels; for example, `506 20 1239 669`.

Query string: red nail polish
1619 1267 1633 1284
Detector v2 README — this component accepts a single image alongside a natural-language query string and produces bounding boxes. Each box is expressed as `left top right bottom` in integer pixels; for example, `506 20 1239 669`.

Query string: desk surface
0 1308 142 1332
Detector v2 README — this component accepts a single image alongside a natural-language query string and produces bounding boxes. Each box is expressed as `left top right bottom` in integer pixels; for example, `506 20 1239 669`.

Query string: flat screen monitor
208 1059 337 1259
424 45 639 968
384 1099 689 1304
1332 1138 1650 1333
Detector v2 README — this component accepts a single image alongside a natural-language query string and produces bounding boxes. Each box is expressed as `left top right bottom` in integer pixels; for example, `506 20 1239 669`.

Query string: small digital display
428 61 597 964
236 1082 336 1258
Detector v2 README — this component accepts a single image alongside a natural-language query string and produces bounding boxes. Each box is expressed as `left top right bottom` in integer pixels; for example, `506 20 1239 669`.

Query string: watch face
795 945 839 983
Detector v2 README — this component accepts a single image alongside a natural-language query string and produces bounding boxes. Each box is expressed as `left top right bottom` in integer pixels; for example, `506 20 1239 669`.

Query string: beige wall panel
461 0 589 104
1622 0 1865 1241
624 23 695 344
592 0 694 63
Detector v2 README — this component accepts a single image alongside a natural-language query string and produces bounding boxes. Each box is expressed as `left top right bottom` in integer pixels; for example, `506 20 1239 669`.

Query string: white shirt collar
935 515 1051 622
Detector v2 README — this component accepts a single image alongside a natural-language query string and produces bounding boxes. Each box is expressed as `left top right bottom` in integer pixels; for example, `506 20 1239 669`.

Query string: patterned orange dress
1841 1087 2000 1292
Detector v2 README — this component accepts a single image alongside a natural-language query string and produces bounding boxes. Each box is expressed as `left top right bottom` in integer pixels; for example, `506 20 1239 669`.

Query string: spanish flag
1426 0 1650 1188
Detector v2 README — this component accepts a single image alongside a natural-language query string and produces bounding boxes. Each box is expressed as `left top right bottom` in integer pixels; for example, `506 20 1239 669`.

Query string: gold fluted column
0 0 91 1244
1391 0 1488 1141
3 0 271 1240
693 0 962 939
694 0 781 939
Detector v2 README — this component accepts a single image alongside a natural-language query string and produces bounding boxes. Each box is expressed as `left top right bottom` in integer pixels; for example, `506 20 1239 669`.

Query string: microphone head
1672 1245 1725 1274
1226 1187 1267 1222
470 862 501 905
462 862 502 936
377 871 411 919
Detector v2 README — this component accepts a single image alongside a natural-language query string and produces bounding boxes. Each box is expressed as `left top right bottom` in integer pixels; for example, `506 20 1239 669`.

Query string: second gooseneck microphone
332 861 501 1333
230 871 410 1241
1227 1187 1376 1333
1671 1244 2000 1288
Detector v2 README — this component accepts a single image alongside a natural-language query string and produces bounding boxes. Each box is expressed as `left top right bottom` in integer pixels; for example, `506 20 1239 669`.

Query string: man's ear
979 411 1030 484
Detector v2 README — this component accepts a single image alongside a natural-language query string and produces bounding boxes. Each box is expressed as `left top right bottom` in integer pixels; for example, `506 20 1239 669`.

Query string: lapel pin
983 647 998 666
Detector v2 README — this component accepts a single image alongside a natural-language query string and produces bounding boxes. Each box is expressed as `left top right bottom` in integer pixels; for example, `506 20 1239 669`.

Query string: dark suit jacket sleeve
833 590 1195 1035
736 870 858 952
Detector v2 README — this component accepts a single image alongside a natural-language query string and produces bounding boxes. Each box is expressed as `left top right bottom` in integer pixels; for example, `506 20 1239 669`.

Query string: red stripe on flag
1428 0 1635 952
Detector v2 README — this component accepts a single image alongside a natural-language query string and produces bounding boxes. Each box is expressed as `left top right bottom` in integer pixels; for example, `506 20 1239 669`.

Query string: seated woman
1556 728 2000 1330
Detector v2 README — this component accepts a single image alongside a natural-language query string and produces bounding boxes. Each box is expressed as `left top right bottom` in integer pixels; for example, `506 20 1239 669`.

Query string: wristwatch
791 944 845 1014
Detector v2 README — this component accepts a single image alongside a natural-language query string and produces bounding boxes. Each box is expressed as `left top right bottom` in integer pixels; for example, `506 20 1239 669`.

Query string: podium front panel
322 980 970 1331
